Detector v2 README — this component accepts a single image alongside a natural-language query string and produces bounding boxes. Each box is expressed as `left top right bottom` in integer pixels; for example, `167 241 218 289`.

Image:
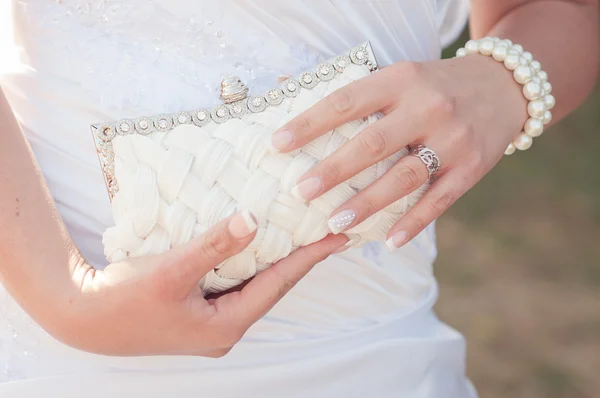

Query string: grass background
436 31 600 397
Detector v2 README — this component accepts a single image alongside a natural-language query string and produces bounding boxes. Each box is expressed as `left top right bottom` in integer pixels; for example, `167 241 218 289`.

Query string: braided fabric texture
102 63 427 294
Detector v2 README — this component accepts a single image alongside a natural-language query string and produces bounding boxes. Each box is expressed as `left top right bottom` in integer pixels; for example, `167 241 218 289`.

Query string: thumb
157 211 257 296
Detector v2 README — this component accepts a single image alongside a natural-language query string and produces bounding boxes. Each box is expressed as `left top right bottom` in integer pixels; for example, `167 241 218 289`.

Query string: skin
0 0 598 357
0 88 348 356
273 0 599 249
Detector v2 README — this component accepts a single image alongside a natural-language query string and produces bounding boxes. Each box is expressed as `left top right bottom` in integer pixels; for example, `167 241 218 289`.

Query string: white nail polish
385 237 397 252
290 184 302 200
228 210 258 238
269 129 295 154
335 234 359 253
327 210 357 234
290 177 322 201
240 210 258 232
386 231 408 252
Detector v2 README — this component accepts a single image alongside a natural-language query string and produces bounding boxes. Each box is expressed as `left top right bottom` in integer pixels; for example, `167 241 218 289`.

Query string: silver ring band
409 145 441 177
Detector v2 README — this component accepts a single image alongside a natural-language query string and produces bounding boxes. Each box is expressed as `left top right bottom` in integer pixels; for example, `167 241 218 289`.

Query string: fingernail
327 210 357 234
385 231 408 251
333 234 352 253
228 210 258 239
291 176 323 201
333 236 354 254
270 129 295 153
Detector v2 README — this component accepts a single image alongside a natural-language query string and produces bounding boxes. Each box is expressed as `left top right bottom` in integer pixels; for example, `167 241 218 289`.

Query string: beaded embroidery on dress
27 0 324 113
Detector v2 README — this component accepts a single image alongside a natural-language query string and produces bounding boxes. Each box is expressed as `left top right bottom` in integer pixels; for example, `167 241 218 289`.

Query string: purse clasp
220 76 249 104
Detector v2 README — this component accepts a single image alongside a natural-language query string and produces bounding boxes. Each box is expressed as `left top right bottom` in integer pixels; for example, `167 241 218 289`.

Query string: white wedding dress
0 0 476 396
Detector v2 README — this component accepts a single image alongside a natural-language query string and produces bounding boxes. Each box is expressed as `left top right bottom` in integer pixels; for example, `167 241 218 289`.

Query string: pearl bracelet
455 37 555 155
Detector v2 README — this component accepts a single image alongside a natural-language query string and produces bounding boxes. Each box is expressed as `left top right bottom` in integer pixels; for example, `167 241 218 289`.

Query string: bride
0 0 597 396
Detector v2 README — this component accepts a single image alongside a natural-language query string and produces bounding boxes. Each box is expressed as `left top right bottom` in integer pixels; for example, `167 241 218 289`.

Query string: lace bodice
7 0 467 113
17 1 321 112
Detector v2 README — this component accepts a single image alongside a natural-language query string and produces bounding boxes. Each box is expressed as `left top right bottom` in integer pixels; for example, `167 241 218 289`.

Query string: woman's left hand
270 54 529 250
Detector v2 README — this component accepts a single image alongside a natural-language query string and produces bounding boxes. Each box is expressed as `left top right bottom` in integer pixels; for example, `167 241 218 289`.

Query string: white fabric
105 60 428 294
0 0 475 397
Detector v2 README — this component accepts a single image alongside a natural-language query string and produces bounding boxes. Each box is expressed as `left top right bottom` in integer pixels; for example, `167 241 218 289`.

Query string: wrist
456 37 555 154
462 53 529 135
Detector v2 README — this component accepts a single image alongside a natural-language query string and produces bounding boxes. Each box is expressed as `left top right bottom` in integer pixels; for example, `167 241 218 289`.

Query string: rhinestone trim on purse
91 42 378 199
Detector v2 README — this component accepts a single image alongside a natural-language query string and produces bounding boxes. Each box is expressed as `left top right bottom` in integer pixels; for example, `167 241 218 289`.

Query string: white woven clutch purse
92 42 427 294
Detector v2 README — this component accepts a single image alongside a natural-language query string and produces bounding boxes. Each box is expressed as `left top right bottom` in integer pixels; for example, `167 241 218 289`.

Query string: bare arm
0 89 347 355
0 90 81 337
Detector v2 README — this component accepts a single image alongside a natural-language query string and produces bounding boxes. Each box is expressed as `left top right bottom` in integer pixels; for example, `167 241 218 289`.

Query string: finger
325 154 430 234
270 72 393 153
161 211 258 295
289 115 422 201
384 170 468 251
198 347 233 359
215 234 348 328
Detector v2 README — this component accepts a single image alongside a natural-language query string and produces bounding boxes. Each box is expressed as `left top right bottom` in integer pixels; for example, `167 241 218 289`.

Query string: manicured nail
228 210 258 239
385 231 408 251
327 210 357 234
334 245 350 254
334 236 354 253
270 129 295 153
291 176 323 201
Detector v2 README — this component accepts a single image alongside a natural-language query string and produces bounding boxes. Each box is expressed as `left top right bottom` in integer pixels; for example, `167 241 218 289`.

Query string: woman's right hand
0 89 347 358
58 211 347 357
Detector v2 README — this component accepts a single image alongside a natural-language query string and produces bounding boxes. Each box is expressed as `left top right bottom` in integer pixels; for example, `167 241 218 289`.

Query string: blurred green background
436 31 600 398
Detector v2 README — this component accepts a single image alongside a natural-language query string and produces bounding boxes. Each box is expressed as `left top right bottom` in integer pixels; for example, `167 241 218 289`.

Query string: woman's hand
270 54 529 249
59 212 347 357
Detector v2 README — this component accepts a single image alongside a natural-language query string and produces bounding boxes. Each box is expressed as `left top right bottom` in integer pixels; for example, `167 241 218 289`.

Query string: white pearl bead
508 48 521 56
479 38 495 55
544 94 556 110
522 51 534 63
465 40 479 54
492 46 508 62
505 142 517 155
528 99 547 119
543 110 553 125
504 54 521 70
514 133 533 150
523 81 544 100
524 118 544 137
463 38 550 157
514 65 534 84
510 44 524 54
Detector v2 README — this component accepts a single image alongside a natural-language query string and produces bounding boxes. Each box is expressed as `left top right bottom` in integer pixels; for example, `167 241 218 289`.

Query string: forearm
0 89 83 334
470 0 599 121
